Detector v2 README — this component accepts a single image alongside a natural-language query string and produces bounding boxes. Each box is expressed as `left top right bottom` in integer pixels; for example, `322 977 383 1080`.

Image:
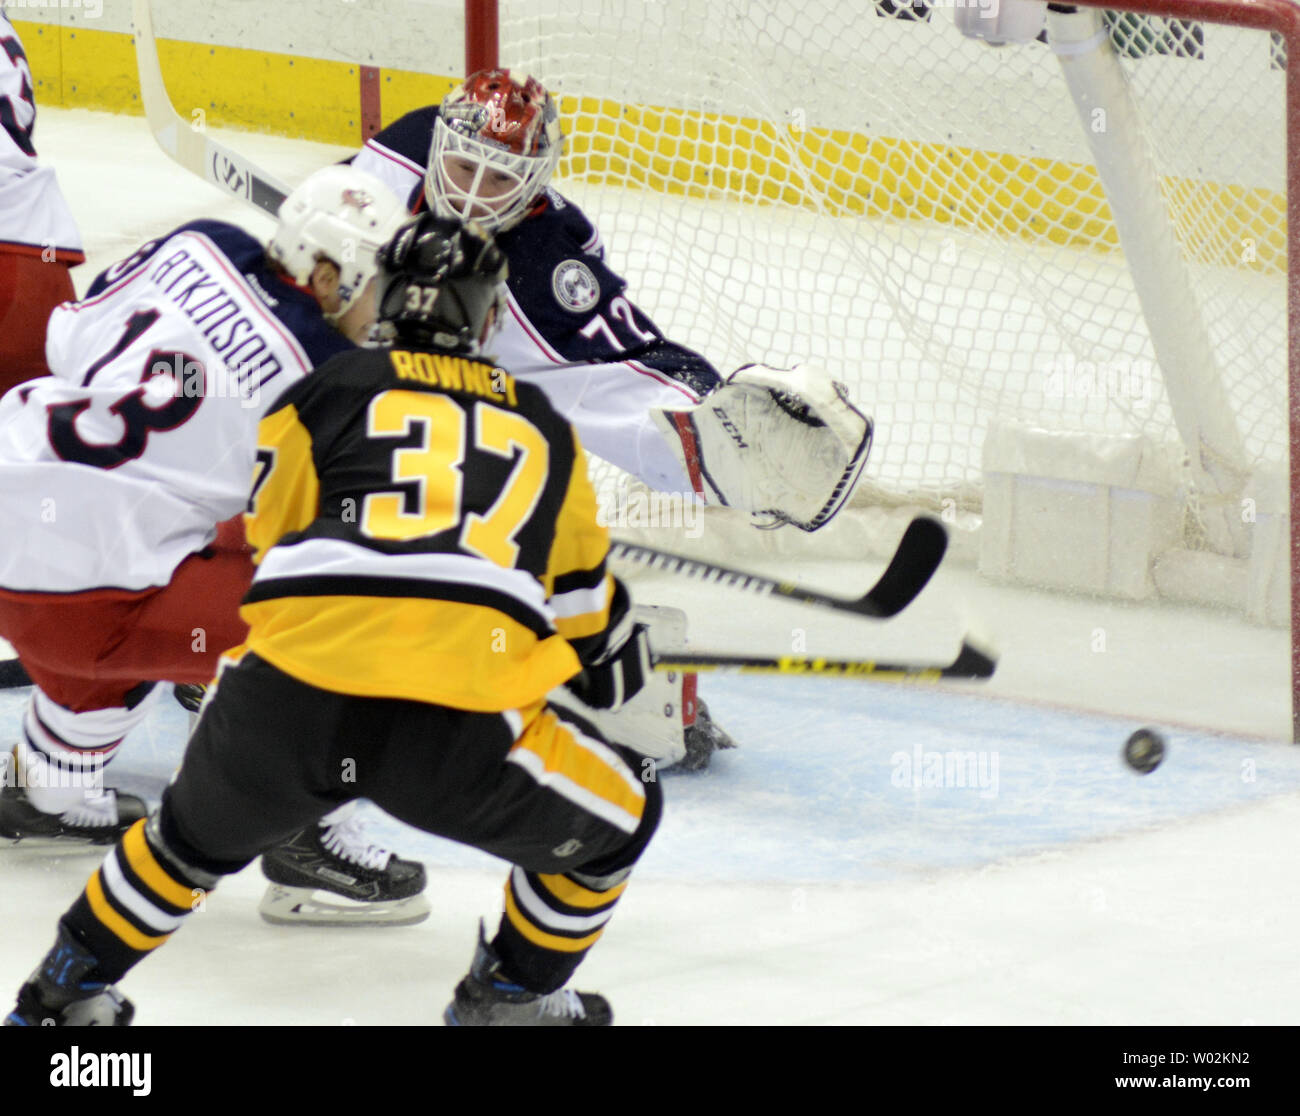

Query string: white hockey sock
17 688 155 815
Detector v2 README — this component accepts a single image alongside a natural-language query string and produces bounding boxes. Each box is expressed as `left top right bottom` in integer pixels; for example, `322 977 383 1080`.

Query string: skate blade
258 884 432 928
0 829 126 849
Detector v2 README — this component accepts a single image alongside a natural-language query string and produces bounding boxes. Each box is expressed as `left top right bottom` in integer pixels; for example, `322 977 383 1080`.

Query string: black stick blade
946 640 998 679
858 516 949 618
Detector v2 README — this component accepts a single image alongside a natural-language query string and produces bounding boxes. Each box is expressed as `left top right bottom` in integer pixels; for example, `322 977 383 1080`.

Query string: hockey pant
59 650 662 995
0 249 76 395
0 518 253 811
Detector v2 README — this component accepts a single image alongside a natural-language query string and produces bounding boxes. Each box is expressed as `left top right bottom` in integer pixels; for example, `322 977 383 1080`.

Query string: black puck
1123 728 1166 774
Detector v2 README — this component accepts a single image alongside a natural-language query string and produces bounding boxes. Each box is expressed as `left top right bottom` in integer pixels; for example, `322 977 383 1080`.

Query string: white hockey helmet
268 166 408 320
425 69 562 233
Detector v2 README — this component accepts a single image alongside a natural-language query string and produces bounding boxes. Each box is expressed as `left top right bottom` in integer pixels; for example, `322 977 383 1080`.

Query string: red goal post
464 0 1300 739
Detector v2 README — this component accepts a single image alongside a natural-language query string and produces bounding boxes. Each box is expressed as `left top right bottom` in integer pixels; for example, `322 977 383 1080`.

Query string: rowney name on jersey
390 349 519 407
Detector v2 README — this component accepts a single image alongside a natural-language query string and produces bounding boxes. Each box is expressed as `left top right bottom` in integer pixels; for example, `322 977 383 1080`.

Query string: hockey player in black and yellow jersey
6 214 660 1028
241 253 634 714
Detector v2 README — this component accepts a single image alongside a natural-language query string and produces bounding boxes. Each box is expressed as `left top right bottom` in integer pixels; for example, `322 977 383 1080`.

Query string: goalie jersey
351 107 721 497
239 343 617 712
0 219 351 593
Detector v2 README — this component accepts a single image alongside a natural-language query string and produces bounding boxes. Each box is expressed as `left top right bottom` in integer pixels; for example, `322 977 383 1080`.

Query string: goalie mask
268 166 407 321
375 213 509 353
425 69 562 233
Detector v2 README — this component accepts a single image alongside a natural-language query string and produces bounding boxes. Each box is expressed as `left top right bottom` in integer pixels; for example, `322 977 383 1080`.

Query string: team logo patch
552 260 600 313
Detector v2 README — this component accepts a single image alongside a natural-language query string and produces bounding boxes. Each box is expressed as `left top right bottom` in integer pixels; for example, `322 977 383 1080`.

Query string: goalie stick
611 514 948 620
654 639 997 682
133 0 292 217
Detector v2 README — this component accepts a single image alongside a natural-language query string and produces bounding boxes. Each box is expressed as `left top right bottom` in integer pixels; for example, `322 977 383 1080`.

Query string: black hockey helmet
375 213 508 353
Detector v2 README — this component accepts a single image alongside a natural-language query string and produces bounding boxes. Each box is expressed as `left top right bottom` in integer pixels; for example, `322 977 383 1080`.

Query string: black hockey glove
564 577 651 711
565 622 651 711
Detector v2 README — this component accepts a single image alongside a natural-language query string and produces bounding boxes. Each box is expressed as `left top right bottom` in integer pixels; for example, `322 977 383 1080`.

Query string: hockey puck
1123 728 1166 774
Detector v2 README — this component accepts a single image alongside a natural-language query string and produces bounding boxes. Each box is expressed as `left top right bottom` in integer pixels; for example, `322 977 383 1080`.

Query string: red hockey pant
0 249 76 395
0 519 254 712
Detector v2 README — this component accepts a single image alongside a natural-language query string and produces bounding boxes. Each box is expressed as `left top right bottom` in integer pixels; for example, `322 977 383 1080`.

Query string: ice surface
0 108 1295 1026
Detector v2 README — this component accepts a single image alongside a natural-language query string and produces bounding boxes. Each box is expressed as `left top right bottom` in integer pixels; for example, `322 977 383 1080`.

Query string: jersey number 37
365 389 551 570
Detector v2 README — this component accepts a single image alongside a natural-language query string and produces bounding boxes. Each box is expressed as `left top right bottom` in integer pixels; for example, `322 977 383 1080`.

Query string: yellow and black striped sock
493 865 629 993
64 819 213 983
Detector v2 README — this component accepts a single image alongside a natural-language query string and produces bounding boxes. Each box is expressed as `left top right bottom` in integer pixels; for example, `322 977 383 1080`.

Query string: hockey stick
132 0 292 217
611 514 948 620
653 639 997 683
0 640 996 693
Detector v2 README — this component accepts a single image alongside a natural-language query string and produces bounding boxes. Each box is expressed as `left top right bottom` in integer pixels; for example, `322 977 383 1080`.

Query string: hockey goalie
350 69 874 769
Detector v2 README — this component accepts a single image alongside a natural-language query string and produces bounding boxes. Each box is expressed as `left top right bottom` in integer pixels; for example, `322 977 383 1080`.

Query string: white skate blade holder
259 884 432 927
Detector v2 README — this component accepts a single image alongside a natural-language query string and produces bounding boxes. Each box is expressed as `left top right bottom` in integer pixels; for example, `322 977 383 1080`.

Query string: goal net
488 0 1293 600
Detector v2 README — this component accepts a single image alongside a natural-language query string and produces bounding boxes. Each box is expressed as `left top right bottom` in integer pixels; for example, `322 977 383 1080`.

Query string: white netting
499 0 1287 548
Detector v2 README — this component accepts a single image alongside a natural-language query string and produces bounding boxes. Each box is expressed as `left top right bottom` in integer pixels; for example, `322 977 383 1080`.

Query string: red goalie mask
426 69 563 233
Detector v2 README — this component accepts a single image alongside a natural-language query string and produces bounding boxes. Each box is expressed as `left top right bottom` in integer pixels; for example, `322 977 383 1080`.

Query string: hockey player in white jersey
0 12 84 394
351 70 873 769
0 165 429 925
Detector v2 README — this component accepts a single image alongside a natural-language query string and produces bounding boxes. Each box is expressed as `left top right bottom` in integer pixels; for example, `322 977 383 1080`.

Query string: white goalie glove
652 363 873 531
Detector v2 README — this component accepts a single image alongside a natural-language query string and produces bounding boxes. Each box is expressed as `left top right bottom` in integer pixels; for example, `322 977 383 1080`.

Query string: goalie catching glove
653 362 873 531
564 578 651 711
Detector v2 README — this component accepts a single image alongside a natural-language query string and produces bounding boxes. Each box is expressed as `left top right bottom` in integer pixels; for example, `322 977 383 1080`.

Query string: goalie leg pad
550 666 692 769
653 363 872 531
550 605 739 771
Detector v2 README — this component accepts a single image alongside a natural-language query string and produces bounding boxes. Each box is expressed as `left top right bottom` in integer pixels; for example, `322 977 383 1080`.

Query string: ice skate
679 700 738 772
0 768 146 845
443 926 612 1027
259 810 430 927
5 924 133 1027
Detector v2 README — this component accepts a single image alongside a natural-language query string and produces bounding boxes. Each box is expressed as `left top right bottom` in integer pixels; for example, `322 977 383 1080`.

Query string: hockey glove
565 622 651 711
651 363 873 532
564 579 649 712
